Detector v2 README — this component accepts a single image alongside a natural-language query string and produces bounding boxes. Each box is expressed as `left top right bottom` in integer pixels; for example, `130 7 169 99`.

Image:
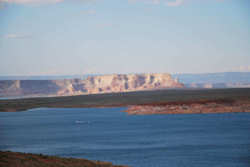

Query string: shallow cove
0 107 250 167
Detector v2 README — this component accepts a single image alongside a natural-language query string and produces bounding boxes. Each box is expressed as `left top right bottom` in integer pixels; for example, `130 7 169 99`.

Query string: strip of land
123 99 250 115
0 88 250 114
0 151 127 167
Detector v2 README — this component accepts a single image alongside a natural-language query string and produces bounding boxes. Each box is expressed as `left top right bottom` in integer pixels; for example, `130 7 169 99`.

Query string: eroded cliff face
84 73 183 94
0 73 184 97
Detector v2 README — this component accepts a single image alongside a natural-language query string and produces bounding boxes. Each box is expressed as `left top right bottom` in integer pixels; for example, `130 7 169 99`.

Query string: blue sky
0 0 249 75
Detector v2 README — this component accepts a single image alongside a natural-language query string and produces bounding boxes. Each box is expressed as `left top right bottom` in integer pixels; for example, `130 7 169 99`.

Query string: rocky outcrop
0 73 184 97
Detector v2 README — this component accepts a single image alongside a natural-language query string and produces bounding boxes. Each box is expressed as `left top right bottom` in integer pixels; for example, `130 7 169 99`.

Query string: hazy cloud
128 0 161 5
0 2 4 7
238 66 250 72
0 0 63 4
82 9 96 15
5 34 31 39
128 0 185 6
0 0 95 5
129 0 230 7
96 22 114 29
230 66 250 72
166 0 184 7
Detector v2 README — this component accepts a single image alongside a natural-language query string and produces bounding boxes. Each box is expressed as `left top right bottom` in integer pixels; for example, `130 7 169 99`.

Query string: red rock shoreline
122 99 250 115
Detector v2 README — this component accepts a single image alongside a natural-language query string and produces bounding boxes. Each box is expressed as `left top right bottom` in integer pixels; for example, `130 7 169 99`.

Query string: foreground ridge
0 88 250 112
0 151 128 167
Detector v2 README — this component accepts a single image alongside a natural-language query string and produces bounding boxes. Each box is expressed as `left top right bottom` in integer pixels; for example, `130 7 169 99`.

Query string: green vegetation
0 88 250 112
0 151 127 167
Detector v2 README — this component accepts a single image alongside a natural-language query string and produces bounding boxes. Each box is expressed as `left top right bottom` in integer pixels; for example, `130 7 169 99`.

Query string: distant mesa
173 72 250 88
0 73 184 98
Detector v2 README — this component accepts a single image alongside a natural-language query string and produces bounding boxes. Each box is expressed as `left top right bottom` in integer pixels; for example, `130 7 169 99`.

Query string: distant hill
173 72 250 84
1 72 249 83
0 75 86 80
1 72 250 94
173 72 250 88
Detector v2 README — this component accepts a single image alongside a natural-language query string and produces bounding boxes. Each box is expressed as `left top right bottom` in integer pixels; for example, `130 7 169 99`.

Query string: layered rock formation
0 73 184 97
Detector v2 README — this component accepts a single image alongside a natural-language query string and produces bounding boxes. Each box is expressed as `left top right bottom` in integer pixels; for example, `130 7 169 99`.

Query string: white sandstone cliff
0 73 184 97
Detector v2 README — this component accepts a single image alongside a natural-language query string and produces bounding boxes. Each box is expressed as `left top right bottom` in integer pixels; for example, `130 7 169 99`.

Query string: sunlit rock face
0 73 184 97
84 73 183 94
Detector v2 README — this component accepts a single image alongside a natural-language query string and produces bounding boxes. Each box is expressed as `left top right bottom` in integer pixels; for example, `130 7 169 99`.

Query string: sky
0 0 249 75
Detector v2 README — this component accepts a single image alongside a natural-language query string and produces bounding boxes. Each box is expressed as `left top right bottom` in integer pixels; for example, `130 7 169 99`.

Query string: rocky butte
0 73 184 97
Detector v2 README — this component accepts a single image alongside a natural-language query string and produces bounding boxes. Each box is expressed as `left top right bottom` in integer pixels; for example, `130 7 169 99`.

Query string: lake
0 108 250 167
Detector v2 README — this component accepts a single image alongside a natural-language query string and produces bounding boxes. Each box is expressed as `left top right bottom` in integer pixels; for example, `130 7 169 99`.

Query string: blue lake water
0 108 250 167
